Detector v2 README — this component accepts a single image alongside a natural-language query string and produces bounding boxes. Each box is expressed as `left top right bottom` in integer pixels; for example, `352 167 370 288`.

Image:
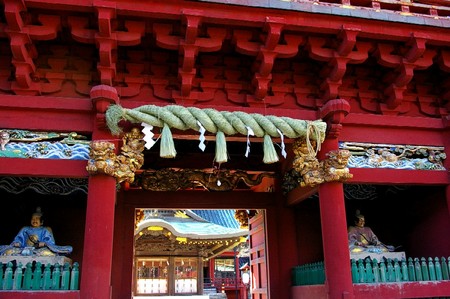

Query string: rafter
374 35 436 112
306 26 371 100
233 17 303 105
4 0 60 95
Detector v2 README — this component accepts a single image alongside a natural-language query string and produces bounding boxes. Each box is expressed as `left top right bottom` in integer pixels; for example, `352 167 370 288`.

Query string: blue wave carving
1 142 89 160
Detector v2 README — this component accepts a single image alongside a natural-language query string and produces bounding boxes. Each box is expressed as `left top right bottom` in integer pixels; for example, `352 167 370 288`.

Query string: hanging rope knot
306 121 315 156
306 121 323 156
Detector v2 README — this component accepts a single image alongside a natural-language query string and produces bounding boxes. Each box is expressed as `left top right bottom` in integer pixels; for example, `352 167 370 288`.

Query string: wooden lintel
0 158 89 178
286 185 318 206
121 190 276 209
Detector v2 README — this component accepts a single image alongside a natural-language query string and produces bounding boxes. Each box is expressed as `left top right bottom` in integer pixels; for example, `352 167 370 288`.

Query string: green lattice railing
351 257 450 283
292 261 325 286
292 257 450 286
0 261 79 291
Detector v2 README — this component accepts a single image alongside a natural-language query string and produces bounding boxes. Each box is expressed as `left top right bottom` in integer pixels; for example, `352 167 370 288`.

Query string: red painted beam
0 158 89 178
285 168 449 206
0 95 92 111
122 190 276 209
349 168 449 185
286 185 318 206
0 95 94 133
344 112 444 129
341 126 444 147
341 114 445 146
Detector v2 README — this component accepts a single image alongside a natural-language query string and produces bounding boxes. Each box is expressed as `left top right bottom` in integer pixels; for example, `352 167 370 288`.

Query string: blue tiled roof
191 210 240 229
136 217 247 239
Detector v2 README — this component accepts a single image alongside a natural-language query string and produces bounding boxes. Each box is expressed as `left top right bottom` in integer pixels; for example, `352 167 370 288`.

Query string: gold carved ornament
290 137 353 188
86 128 145 183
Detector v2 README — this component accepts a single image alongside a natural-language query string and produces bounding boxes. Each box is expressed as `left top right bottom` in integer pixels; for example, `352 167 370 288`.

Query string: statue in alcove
0 207 72 256
348 211 395 254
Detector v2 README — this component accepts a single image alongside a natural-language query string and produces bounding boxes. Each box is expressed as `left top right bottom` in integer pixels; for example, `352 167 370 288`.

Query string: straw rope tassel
215 131 228 164
263 134 279 164
160 123 177 158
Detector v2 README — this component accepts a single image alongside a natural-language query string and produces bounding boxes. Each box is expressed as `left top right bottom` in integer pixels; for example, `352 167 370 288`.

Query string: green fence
0 261 79 291
292 257 450 286
351 257 450 283
292 261 325 286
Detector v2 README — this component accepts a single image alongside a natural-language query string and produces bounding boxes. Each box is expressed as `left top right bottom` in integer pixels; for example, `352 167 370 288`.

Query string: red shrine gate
0 0 449 298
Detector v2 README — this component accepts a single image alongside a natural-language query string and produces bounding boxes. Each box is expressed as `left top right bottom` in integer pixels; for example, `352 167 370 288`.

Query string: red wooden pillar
210 258 216 284
112 194 135 299
80 85 119 299
318 99 354 299
269 194 298 299
443 115 450 217
318 138 354 299
447 186 450 219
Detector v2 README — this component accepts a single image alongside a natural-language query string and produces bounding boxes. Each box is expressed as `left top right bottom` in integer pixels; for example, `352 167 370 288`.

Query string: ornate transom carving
139 168 274 192
341 142 446 170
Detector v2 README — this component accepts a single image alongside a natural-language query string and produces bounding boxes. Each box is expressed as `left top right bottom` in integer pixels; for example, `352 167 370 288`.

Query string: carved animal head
90 141 115 158
325 149 351 168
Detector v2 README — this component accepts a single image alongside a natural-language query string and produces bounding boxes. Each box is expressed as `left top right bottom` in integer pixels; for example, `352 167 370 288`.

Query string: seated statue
0 208 72 256
348 211 394 254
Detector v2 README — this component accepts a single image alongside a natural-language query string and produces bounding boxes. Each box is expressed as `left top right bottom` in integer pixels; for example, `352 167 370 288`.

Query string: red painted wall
294 198 324 264
406 188 450 257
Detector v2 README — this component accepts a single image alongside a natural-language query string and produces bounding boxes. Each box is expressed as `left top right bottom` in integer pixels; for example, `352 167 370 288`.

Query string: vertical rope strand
160 123 176 158
215 131 228 164
263 134 279 164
